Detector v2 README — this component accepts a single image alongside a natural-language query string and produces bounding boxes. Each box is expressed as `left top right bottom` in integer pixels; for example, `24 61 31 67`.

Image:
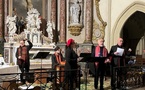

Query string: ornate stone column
84 0 93 43
59 0 66 43
51 0 57 26
51 0 58 42
57 0 66 57
4 0 8 37
0 0 4 39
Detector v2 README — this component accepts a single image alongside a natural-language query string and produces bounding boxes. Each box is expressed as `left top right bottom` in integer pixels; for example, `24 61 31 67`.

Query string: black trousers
18 61 29 83
94 64 105 89
111 65 124 89
64 70 78 90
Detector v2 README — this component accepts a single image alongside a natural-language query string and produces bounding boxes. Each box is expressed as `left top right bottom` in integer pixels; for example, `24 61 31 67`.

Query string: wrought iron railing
0 68 81 90
113 65 145 89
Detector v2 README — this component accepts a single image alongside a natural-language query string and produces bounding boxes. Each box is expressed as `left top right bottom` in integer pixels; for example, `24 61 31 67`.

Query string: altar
0 65 21 90
4 8 55 69
0 65 20 74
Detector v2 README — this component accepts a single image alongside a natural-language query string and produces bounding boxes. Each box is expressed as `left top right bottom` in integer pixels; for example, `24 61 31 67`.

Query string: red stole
54 53 62 64
95 46 108 67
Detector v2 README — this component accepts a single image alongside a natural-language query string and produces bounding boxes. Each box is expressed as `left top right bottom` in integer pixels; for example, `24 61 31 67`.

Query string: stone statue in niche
33 34 38 43
46 21 53 43
6 15 17 36
70 0 81 24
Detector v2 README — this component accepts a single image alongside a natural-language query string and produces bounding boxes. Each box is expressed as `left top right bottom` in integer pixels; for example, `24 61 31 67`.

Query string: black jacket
109 45 125 66
64 47 78 70
16 40 33 66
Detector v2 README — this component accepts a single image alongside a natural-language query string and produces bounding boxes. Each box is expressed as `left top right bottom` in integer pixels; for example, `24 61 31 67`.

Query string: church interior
1 0 145 90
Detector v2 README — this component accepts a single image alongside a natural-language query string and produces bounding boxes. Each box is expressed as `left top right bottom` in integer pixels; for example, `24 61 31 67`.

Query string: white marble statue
26 8 41 30
70 0 81 24
6 15 17 36
46 21 53 42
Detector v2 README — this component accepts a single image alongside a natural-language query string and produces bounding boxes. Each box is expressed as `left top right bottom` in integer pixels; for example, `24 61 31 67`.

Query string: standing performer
64 38 79 90
109 38 125 89
92 38 110 90
51 46 64 70
16 39 33 84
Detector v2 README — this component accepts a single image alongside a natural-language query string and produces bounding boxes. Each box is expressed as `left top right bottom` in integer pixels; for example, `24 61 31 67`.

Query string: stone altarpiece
3 0 107 69
4 0 55 69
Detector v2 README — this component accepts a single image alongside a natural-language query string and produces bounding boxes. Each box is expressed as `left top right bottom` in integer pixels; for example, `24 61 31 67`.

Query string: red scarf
95 46 108 67
54 52 62 64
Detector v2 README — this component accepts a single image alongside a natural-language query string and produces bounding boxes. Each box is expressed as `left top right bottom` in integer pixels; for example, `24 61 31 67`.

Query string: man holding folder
109 38 126 89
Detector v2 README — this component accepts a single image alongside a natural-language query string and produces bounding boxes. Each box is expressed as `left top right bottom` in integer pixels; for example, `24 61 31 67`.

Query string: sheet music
116 47 124 56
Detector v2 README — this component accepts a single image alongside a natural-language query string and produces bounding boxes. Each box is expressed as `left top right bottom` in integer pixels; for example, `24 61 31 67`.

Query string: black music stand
32 51 50 90
79 53 106 90
32 51 50 68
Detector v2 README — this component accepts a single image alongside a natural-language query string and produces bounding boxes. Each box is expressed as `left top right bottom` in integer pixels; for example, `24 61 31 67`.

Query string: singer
15 39 33 84
64 38 79 90
92 38 110 90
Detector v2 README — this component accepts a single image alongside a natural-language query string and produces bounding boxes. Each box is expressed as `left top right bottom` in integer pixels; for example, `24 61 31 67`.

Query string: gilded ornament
68 24 83 36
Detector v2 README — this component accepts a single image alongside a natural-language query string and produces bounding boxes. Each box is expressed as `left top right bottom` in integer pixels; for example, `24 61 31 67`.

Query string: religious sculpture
46 21 53 43
26 8 41 31
68 0 83 36
6 15 17 36
26 0 33 11
70 0 81 24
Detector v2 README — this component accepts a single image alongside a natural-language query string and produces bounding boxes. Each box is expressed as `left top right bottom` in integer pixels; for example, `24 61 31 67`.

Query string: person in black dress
64 38 78 90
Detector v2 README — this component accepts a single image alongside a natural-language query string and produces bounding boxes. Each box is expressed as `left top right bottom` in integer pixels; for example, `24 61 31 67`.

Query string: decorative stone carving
46 21 54 43
6 15 17 36
6 15 17 43
92 0 107 41
70 0 81 24
93 20 105 41
26 8 41 30
68 0 83 36
95 0 107 27
68 24 83 36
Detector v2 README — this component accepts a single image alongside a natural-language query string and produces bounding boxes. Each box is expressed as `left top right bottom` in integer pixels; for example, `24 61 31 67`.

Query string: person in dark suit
64 38 78 90
92 38 110 90
16 39 33 84
109 38 126 89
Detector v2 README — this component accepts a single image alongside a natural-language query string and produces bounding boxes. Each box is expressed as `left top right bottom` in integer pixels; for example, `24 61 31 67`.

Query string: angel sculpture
6 15 17 36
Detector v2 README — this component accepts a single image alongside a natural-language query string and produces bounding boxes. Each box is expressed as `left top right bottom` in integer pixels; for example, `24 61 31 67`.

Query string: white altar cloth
0 65 21 74
0 65 21 81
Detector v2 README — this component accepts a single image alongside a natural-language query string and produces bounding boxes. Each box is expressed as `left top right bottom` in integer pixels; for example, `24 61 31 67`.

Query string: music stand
32 51 50 90
79 53 106 90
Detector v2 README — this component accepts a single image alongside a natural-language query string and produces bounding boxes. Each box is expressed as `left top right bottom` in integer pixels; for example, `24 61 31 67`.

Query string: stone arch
111 1 145 45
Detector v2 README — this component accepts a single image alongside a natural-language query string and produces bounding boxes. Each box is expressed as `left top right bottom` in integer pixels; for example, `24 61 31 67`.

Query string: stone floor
82 76 111 90
17 76 145 90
